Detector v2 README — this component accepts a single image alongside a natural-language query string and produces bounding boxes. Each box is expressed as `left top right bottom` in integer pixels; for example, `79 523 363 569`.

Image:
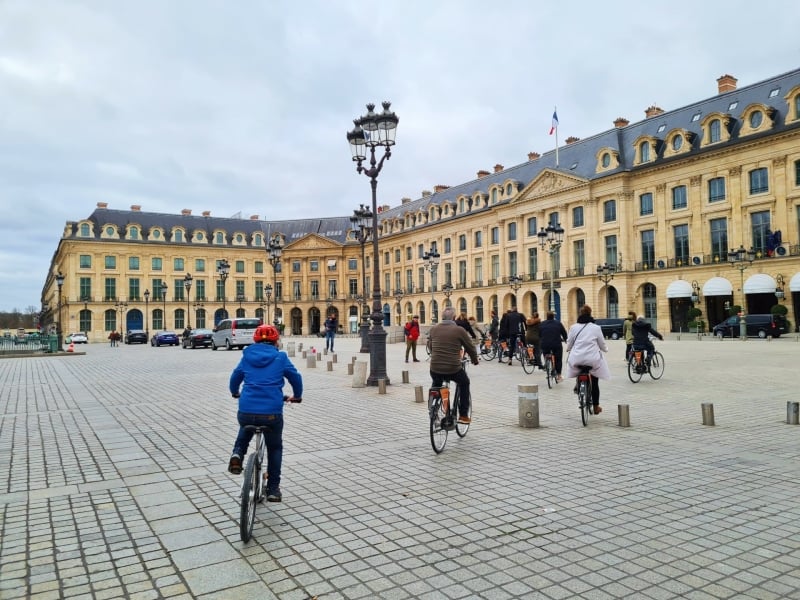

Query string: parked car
14 328 28 344
151 331 180 347
594 318 625 340
211 318 262 350
69 332 88 344
125 330 148 344
182 328 214 349
712 314 788 339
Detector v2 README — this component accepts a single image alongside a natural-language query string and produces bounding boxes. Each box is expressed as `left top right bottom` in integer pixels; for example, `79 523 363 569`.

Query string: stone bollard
298 343 303 352
306 354 316 368
347 363 354 375
414 385 424 403
352 361 367 388
787 401 800 425
323 348 328 355
701 402 715 426
302 350 307 359
618 404 631 427
402 370 409 383
518 384 539 428
327 361 333 372
378 379 387 394
287 342 296 357
316 352 323 362
332 353 338 363
351 355 358 364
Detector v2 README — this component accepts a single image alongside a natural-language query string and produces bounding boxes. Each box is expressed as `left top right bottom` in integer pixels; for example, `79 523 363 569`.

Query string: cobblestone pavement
1 334 799 599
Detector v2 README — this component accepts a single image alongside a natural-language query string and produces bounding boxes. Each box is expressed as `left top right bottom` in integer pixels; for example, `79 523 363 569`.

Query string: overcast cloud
1 0 798 312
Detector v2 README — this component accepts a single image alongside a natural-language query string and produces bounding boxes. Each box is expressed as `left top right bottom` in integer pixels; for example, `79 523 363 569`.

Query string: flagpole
554 106 559 168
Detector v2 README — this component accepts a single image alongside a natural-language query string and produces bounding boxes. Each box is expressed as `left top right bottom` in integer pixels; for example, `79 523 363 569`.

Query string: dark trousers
541 344 564 375
430 368 470 417
233 412 284 491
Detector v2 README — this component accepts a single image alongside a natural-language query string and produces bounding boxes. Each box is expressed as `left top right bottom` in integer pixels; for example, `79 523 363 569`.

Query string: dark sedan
182 328 213 349
125 330 148 344
151 331 180 347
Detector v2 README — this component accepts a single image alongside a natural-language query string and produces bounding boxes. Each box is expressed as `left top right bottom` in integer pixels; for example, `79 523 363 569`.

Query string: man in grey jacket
429 307 479 424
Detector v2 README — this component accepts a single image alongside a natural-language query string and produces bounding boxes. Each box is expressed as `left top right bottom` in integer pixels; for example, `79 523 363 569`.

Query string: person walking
623 311 636 361
539 311 568 381
565 305 610 414
404 315 421 362
108 330 117 347
324 314 337 352
488 310 499 341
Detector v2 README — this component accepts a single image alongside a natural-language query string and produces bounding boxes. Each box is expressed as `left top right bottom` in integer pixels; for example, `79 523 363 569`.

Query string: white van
211 318 262 350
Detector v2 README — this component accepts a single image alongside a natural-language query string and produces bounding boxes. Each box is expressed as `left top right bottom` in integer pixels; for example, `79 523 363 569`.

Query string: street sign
542 281 561 290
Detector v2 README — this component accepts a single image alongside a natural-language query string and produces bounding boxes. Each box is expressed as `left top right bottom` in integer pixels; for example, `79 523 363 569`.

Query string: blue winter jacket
229 343 303 414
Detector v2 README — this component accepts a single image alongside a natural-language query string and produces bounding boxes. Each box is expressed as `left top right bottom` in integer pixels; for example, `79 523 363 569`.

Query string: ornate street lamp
237 293 246 316
55 271 65 350
183 273 193 329
441 283 453 308
775 274 785 300
114 299 128 334
351 204 373 353
537 223 565 313
596 262 617 318
347 101 399 385
268 234 284 329
160 282 169 330
193 300 205 328
423 245 440 323
260 283 273 323
690 280 701 304
217 259 230 320
144 289 150 337
728 245 755 338
393 289 405 325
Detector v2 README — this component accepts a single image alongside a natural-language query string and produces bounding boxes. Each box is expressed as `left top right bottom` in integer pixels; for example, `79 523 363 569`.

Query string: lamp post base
359 317 370 353
366 326 389 386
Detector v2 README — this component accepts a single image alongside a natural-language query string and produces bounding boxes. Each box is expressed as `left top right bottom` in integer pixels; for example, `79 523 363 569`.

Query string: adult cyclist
631 315 664 366
429 306 479 424
228 324 303 503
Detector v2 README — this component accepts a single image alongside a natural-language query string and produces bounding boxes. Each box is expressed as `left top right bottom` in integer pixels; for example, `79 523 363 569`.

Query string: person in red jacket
404 315 421 362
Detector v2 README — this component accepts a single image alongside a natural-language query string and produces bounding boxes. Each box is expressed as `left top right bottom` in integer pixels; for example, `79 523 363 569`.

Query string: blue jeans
325 330 335 350
233 412 284 491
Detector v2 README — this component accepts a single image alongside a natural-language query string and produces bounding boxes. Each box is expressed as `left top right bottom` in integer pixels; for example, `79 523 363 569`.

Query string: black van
594 318 625 339
712 314 788 339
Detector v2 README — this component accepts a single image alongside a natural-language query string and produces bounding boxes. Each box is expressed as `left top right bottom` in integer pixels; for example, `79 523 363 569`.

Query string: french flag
549 110 559 135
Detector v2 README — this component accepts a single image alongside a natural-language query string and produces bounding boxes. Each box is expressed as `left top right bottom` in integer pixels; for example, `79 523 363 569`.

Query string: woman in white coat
565 304 611 413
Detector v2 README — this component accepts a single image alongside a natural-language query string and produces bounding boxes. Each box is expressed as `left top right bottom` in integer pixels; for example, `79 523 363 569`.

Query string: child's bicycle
428 358 470 454
239 395 301 543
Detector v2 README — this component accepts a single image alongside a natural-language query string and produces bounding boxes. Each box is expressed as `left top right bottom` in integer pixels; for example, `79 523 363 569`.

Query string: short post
352 361 367 388
297 343 303 352
302 350 307 359
286 342 295 357
332 353 338 363
378 379 387 394
316 352 322 362
306 354 316 368
701 402 715 426
414 385 424 403
323 348 328 355
347 363 354 375
351 355 358 364
787 401 800 425
517 384 539 428
327 361 333 372
618 404 631 427
402 370 409 383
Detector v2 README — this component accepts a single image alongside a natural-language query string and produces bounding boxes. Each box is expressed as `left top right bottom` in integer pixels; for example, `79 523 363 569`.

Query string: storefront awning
665 279 693 298
743 273 777 294
702 276 733 296
789 273 800 292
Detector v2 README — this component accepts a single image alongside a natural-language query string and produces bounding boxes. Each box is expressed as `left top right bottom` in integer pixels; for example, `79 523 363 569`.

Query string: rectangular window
175 280 185 301
527 217 538 236
254 261 264 274
406 247 412 260
572 206 584 227
474 231 482 247
795 159 800 186
310 280 319 299
443 238 451 254
604 235 618 267
710 218 728 262
491 255 500 280
80 255 91 268
406 269 412 292
749 168 769 195
292 260 301 272
603 200 616 222
215 279 225 301
196 280 205 300
394 250 400 263
310 260 319 271
490 227 500 244
673 224 689 265
573 240 585 273
274 282 282 300
474 258 483 284
152 257 162 271
328 280 338 298
129 278 140 301
418 244 425 259
174 258 184 271
418 267 425 289
349 278 358 296
509 251 518 276
458 234 467 251
79 277 91 300
383 251 390 265
709 177 726 202
641 230 655 269
105 256 116 269
104 278 117 301
293 281 301 300
235 260 244 273
528 248 538 279
640 192 654 216
751 211 771 255
508 222 517 241
348 258 358 271
128 256 139 270
672 185 687 210
195 259 205 272
458 260 467 286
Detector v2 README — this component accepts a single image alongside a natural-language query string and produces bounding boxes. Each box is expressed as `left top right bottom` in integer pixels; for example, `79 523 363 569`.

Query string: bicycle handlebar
230 393 302 402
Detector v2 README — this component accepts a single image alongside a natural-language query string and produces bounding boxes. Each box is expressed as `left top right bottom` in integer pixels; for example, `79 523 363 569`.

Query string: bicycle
627 347 665 383
239 396 300 543
514 339 536 374
478 333 498 361
428 358 470 454
542 350 559 388
575 365 594 426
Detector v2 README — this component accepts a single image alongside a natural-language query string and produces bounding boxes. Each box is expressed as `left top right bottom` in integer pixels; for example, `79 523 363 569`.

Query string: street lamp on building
690 280 701 304
596 262 617 318
160 282 169 330
423 245 440 323
393 289 405 325
347 100 399 385
728 245 755 338
441 283 453 307
537 224 564 313
217 259 230 320
193 300 205 328
774 274 785 300
114 299 128 334
183 273 193 329
55 271 65 350
261 283 273 323
144 289 150 337
268 234 283 329
351 204 373 353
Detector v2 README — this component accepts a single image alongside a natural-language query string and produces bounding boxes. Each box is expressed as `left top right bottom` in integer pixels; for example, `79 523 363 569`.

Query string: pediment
518 169 588 200
286 232 342 251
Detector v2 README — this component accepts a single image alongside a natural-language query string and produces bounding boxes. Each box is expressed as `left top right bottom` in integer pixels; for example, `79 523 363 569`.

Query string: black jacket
539 318 568 349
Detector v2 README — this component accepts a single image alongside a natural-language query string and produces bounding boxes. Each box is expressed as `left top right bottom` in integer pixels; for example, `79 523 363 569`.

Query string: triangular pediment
518 169 588 200
285 232 342 251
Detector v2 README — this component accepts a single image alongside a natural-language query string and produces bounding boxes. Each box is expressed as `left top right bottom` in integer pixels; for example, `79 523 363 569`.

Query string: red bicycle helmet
253 324 280 343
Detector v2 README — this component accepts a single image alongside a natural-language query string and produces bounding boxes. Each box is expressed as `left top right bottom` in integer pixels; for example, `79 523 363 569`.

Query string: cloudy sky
1 0 798 313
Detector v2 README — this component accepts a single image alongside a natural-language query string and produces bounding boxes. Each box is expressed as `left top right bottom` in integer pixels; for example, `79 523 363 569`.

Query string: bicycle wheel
579 379 590 426
426 338 432 356
240 453 258 543
480 340 496 361
627 357 643 383
649 352 665 380
521 346 535 374
545 356 553 389
429 396 448 454
455 387 470 438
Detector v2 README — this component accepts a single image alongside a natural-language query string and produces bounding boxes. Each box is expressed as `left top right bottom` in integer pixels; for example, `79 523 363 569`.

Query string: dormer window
749 110 763 128
601 153 610 168
129 227 139 240
709 119 721 143
672 135 683 151
80 223 90 236
728 101 738 111
657 124 666 133
769 87 780 98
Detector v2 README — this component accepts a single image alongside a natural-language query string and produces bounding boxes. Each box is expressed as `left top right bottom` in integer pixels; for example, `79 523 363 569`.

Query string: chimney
250 214 259 220
96 202 108 209
717 74 737 94
493 164 504 173
401 197 412 204
644 105 664 118
130 204 141 211
614 117 630 128
528 152 540 161
565 136 580 144
202 210 211 217
181 209 192 216
477 169 490 178
382 204 390 212
421 190 432 197
433 184 450 193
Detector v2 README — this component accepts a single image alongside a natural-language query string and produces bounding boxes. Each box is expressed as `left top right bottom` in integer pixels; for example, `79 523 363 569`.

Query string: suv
594 318 625 340
713 314 788 339
211 318 262 350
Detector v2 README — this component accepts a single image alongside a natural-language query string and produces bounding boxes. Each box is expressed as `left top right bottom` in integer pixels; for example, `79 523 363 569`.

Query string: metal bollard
787 401 800 425
327 361 333 372
306 354 316 368
701 403 715 426
378 379 387 394
517 384 539 428
352 361 367 388
347 363 354 376
414 385 424 403
618 404 631 427
402 370 409 383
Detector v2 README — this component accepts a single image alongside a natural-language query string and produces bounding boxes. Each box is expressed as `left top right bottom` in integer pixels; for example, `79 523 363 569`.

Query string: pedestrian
455 312 477 340
488 310 499 341
565 305 610 414
182 326 191 340
623 311 636 361
524 311 542 368
404 315 421 362
539 311 568 381
324 314 337 352
108 330 117 347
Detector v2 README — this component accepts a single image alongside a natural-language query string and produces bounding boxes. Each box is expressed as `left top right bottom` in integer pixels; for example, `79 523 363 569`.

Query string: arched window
709 119 721 143
80 223 90 236
475 297 484 322
640 141 650 162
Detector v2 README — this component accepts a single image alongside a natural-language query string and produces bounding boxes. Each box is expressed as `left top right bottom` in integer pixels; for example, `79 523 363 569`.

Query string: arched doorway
290 307 303 335
382 303 390 326
309 307 321 335
126 309 143 331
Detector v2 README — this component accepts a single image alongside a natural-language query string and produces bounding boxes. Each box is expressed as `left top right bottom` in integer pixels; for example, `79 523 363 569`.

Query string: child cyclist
228 324 303 503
